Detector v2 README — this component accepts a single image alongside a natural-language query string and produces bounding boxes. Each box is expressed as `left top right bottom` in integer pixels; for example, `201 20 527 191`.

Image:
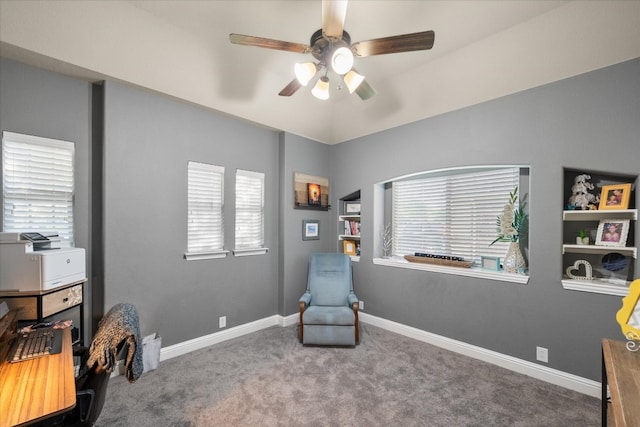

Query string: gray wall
2 55 638 382
329 58 640 381
102 81 282 345
0 58 94 343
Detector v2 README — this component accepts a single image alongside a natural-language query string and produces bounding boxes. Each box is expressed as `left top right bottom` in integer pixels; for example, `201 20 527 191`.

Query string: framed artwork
293 172 329 210
302 220 320 240
599 183 632 210
307 183 322 205
595 219 629 247
480 256 501 271
345 201 361 214
343 239 357 255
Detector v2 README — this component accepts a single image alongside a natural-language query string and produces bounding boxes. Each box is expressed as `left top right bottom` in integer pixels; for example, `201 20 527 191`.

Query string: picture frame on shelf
595 219 629 247
345 201 361 214
598 183 632 210
302 220 320 241
480 256 501 271
343 239 357 256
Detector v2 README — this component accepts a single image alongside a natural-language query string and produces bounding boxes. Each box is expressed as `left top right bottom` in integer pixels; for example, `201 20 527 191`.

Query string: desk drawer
42 284 83 318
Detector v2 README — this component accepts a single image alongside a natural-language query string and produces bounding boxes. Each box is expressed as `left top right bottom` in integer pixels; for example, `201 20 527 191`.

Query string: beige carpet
97 324 600 426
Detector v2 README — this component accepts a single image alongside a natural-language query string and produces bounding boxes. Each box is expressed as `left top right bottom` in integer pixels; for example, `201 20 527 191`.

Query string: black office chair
40 303 143 427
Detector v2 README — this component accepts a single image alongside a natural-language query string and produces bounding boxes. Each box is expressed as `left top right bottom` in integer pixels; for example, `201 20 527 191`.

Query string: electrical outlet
219 316 226 328
358 300 364 311
536 346 548 363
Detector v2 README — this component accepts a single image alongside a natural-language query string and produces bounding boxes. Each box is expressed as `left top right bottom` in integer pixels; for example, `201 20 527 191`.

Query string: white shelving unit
338 192 361 262
561 208 637 295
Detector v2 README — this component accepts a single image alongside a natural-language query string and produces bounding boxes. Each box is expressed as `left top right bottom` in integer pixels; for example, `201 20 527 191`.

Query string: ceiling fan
229 0 435 101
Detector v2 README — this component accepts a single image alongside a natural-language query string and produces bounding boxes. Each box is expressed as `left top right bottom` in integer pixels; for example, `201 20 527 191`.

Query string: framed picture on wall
595 219 629 247
302 220 320 240
598 183 632 210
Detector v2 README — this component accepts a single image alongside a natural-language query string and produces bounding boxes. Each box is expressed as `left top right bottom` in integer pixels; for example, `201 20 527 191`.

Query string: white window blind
392 168 521 262
187 161 224 254
235 169 265 251
2 131 75 244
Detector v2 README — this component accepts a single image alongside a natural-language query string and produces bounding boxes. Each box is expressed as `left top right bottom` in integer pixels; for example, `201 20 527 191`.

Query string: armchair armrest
299 292 311 306
348 293 358 307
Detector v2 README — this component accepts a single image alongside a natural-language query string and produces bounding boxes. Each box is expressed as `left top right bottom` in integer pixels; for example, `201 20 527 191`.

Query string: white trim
139 311 598 398
373 257 529 285
358 312 600 398
184 250 229 261
233 247 269 257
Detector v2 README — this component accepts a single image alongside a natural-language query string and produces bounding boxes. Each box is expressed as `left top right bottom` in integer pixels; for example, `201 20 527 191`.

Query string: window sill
184 250 229 261
372 257 529 284
233 248 269 257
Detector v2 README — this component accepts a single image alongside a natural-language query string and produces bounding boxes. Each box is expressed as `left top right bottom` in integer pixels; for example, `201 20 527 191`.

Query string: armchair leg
299 302 305 343
353 303 360 344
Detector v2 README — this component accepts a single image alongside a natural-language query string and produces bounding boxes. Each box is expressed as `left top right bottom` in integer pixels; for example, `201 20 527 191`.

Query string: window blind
235 169 265 250
2 131 75 244
392 168 521 262
187 161 224 253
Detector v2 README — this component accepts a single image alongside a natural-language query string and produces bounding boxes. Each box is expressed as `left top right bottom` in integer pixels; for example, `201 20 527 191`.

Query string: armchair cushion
303 306 355 326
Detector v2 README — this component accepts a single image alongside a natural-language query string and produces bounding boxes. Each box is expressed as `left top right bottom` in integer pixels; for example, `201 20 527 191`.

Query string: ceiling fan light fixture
343 70 365 93
330 46 354 75
294 62 317 86
311 76 330 100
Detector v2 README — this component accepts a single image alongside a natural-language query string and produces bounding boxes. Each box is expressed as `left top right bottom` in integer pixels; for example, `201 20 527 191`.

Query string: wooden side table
602 338 640 427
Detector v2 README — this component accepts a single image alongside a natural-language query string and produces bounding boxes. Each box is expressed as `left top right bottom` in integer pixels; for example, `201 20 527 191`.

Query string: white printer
0 232 86 292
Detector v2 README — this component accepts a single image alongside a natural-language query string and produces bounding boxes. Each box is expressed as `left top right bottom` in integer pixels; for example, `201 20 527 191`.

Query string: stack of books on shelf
343 220 360 236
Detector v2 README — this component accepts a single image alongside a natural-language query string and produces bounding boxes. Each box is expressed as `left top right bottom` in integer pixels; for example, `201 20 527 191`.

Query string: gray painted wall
1 56 638 382
0 58 94 343
102 81 282 346
329 58 640 380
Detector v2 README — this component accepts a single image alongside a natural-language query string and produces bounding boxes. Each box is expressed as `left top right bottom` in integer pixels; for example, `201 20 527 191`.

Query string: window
391 167 524 263
185 161 226 260
2 131 75 245
234 169 267 256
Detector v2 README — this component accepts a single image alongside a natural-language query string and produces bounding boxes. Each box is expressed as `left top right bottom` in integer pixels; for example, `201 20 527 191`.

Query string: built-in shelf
562 244 637 259
561 278 630 296
563 209 637 221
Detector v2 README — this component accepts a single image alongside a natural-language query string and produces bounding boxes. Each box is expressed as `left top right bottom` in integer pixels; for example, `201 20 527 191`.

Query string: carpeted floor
97 324 600 426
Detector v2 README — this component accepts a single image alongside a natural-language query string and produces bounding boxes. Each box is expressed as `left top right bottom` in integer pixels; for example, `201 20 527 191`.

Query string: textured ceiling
1 1 639 144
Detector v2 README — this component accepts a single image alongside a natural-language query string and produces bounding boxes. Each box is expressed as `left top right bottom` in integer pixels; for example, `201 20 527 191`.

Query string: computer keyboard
8 328 63 363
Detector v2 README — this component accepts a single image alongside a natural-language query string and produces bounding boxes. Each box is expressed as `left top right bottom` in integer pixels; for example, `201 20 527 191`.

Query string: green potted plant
577 229 589 245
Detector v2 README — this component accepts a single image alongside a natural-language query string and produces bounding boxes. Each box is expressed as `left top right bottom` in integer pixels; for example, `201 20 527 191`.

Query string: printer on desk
0 232 86 292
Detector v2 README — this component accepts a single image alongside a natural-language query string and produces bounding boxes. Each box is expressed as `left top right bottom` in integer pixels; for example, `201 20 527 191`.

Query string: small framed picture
307 183 322 206
595 219 629 247
480 256 501 271
302 220 320 240
345 201 361 214
343 239 357 256
598 183 632 210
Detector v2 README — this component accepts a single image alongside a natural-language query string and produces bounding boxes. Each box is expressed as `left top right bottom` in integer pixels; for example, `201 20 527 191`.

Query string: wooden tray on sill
404 255 473 268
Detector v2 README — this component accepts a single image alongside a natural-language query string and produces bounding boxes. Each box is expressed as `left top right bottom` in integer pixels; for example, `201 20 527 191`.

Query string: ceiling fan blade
322 0 348 39
279 79 303 97
352 30 435 57
229 34 310 54
355 79 376 101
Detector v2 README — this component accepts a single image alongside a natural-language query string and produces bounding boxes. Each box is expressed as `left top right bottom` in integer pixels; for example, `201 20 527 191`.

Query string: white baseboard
143 311 600 398
358 312 601 398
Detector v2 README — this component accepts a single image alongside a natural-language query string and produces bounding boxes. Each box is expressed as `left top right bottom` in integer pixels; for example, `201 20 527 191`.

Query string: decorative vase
504 242 525 273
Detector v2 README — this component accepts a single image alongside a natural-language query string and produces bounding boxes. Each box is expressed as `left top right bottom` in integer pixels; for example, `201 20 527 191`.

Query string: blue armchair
299 253 359 346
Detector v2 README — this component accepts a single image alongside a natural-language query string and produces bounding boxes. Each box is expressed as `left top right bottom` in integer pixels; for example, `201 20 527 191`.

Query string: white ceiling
0 1 639 144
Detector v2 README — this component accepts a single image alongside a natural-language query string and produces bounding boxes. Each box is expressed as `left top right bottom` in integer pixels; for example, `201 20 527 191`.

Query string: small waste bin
142 333 161 373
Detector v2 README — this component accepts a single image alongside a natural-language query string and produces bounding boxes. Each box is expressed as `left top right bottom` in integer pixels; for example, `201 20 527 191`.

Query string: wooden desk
602 338 640 427
0 328 76 427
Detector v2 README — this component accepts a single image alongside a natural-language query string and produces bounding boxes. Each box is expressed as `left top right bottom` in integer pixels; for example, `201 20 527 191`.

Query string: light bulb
311 76 330 100
331 46 354 75
294 62 317 86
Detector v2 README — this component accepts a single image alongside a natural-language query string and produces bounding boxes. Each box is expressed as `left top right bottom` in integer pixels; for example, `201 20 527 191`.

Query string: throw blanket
87 303 143 383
